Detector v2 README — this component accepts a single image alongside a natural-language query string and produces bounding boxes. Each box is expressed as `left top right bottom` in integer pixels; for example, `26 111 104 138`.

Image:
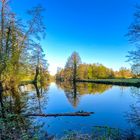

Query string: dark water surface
18 82 140 139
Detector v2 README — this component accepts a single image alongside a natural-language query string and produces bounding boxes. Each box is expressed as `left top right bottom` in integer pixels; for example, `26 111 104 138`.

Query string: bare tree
127 5 140 77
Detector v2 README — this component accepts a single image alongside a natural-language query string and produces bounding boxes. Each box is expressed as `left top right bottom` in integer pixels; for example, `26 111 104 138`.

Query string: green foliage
60 127 121 140
56 61 134 81
56 63 116 81
0 1 48 88
79 78 140 87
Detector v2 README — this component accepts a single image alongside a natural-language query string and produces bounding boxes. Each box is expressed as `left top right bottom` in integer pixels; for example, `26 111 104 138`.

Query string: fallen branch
25 112 94 117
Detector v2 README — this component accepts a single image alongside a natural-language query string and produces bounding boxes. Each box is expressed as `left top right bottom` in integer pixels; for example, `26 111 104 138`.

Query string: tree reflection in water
1 81 140 139
56 81 140 139
124 87 140 139
56 81 112 107
0 82 51 139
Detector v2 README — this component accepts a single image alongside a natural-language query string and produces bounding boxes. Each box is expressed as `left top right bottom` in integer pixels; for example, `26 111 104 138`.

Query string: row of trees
0 0 49 89
56 52 133 81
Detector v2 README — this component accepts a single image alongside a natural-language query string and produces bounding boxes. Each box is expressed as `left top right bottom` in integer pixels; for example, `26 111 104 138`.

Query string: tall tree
30 43 48 82
0 0 10 78
127 5 140 77
65 52 81 82
0 0 47 87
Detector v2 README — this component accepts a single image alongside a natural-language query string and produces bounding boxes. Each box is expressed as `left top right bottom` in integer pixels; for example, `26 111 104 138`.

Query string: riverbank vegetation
77 79 140 87
56 61 134 81
0 0 49 91
55 52 139 87
0 1 49 139
55 52 138 81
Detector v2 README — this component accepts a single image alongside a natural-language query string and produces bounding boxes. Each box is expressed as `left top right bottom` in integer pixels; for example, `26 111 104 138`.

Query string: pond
1 82 140 139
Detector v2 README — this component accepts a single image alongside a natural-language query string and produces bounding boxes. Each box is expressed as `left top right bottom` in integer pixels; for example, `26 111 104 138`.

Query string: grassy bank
20 80 34 86
77 79 140 87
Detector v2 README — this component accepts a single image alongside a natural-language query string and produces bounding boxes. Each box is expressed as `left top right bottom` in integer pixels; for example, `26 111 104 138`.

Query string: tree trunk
73 63 77 82
0 81 5 118
0 1 4 54
25 112 94 117
34 66 39 83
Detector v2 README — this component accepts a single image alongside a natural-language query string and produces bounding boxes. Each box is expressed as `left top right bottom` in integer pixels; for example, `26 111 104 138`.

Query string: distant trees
56 67 64 81
87 64 114 79
115 67 132 78
127 5 140 77
56 62 132 81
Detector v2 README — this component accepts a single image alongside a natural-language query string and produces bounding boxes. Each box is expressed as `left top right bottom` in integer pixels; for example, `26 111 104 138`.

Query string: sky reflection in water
21 82 140 138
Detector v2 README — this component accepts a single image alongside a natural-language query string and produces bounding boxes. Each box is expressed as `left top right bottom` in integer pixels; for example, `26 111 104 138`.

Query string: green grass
77 78 140 87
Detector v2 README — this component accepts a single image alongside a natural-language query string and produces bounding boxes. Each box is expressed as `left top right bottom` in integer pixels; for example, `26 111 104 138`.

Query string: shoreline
76 79 140 87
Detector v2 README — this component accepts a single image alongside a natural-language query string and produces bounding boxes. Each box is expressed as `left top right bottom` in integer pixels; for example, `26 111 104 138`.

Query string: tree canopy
127 5 140 77
0 0 49 88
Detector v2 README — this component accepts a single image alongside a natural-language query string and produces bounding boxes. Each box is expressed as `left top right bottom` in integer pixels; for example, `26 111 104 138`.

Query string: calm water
18 82 140 139
17 83 140 137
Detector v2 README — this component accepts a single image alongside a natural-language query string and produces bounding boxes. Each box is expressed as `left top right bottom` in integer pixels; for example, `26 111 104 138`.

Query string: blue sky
12 0 138 75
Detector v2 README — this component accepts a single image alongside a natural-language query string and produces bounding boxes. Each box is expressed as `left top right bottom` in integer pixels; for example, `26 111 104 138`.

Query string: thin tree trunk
34 66 39 83
5 26 11 57
34 83 40 97
73 63 77 82
0 81 5 118
0 1 4 54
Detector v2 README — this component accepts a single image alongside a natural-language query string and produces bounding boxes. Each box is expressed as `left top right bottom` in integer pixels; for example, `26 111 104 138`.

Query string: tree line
56 52 133 82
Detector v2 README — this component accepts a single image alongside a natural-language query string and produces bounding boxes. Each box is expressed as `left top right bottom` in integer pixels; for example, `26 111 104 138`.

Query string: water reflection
57 81 112 107
56 82 140 139
126 87 140 129
0 82 50 139
1 81 140 139
57 81 112 95
20 83 50 114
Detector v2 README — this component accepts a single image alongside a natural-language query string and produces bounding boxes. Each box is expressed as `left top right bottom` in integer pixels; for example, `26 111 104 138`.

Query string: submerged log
26 112 94 117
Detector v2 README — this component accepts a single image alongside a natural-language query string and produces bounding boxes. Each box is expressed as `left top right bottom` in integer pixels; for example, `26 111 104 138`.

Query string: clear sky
11 0 139 75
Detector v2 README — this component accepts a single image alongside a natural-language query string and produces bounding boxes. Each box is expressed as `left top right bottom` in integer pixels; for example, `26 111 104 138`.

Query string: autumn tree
118 67 132 78
77 64 88 79
65 52 81 82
